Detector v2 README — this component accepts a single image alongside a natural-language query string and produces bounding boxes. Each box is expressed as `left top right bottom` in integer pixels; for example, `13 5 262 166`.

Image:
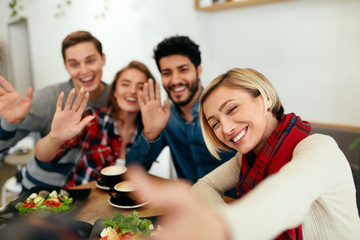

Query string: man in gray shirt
0 30 109 190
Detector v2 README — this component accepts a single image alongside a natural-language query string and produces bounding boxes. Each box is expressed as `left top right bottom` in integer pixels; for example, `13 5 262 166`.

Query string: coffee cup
100 165 127 188
108 181 138 205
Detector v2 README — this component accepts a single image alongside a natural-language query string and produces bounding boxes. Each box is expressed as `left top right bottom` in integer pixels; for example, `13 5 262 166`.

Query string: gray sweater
0 80 109 189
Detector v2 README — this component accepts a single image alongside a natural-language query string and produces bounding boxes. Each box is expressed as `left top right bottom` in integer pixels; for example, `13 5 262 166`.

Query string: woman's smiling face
113 68 147 114
203 85 273 155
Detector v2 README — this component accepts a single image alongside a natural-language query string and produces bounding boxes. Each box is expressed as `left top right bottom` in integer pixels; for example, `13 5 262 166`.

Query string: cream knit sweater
192 134 360 239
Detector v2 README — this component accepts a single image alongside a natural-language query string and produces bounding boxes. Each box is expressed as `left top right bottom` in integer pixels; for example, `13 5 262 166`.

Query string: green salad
100 211 156 239
15 189 73 216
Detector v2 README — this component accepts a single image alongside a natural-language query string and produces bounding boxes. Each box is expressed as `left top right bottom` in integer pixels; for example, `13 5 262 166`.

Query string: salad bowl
0 186 91 221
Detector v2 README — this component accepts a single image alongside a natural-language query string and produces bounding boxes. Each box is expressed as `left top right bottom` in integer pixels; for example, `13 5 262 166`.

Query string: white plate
96 181 110 190
108 197 149 209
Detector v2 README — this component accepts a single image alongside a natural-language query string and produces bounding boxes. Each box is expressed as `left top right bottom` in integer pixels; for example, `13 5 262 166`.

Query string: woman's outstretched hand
138 79 171 141
126 165 230 240
0 75 33 124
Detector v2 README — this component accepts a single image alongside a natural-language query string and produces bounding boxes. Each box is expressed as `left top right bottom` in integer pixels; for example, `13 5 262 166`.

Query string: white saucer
96 181 110 190
108 197 149 209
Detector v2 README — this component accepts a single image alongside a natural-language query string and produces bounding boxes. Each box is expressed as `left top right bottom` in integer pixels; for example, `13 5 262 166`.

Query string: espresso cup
108 181 138 205
115 181 136 197
100 165 127 188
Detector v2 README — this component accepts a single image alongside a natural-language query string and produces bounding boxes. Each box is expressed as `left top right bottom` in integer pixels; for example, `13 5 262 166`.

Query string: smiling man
126 35 235 184
0 31 109 191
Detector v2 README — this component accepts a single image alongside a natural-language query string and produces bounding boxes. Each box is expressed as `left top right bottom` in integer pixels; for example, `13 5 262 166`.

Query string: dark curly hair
153 35 201 71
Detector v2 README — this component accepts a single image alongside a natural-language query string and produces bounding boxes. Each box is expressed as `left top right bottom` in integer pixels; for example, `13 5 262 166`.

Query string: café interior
0 0 359 239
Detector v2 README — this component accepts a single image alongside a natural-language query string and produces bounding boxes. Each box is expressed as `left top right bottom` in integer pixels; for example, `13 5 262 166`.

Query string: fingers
0 76 6 95
0 75 15 93
126 165 151 198
77 115 94 130
25 87 33 102
64 88 76 111
148 78 155 100
56 92 65 112
163 99 170 112
127 167 228 240
71 87 87 112
127 165 192 212
127 166 197 240
137 90 144 109
142 82 150 103
62 88 88 112
141 78 159 104
155 81 162 102
0 85 6 96
77 90 89 114
0 76 28 98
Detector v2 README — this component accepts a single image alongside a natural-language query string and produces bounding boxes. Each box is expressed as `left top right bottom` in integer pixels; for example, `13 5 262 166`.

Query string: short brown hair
61 31 103 61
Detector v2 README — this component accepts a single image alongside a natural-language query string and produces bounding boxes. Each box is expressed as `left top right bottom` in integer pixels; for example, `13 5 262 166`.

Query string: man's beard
166 76 200 107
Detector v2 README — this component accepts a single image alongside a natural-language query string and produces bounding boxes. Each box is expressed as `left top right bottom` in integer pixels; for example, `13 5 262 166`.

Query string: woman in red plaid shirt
34 61 155 187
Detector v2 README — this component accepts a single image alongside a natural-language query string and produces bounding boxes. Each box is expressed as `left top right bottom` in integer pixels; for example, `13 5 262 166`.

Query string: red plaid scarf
236 113 311 240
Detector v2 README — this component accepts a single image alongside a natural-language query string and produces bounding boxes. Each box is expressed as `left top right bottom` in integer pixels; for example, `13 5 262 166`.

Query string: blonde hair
199 68 284 159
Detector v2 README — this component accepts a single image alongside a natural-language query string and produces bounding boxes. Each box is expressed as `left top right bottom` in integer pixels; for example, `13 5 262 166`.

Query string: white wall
0 0 359 127
206 0 360 127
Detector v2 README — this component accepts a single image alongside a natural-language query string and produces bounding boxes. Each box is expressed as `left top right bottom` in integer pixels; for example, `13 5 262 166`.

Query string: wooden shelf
195 0 291 11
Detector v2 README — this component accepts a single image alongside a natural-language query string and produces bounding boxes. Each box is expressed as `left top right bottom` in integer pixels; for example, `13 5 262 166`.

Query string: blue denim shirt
126 90 236 184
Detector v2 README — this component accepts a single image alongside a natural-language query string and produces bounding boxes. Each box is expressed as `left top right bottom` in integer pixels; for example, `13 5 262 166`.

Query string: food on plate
100 211 161 240
14 189 73 216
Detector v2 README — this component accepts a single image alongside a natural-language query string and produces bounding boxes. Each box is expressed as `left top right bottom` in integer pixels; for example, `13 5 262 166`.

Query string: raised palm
0 76 33 124
138 79 171 141
49 88 94 143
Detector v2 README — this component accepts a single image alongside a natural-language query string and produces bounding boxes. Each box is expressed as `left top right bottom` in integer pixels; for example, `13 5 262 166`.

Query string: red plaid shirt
53 108 137 188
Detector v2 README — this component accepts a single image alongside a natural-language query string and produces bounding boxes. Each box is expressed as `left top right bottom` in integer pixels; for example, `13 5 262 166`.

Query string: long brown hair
107 61 155 119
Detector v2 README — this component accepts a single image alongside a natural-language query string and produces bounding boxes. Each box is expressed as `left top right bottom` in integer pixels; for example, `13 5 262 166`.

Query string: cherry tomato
119 232 133 240
23 200 35 208
43 199 62 207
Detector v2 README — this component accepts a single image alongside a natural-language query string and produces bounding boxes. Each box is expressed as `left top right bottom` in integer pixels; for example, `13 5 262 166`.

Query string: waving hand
0 76 33 124
49 87 94 142
35 88 94 162
138 79 171 141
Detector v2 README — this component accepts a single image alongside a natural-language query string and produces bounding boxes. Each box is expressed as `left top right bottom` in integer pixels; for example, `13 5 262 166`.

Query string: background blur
0 0 359 127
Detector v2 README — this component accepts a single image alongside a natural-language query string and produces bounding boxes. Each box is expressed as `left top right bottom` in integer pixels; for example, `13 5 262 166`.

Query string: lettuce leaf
103 211 153 235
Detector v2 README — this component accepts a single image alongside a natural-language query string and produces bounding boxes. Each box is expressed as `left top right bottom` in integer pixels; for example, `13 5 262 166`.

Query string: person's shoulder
303 133 337 146
30 81 71 107
295 134 343 159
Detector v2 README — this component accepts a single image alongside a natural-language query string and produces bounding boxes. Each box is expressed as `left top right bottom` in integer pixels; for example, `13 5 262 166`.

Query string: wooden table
71 178 167 224
72 176 234 224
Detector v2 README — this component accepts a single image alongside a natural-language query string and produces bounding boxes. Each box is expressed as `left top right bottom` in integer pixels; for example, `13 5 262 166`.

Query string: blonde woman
126 68 360 240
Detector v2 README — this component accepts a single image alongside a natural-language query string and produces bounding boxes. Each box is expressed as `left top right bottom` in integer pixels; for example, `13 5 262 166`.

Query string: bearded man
126 35 235 184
